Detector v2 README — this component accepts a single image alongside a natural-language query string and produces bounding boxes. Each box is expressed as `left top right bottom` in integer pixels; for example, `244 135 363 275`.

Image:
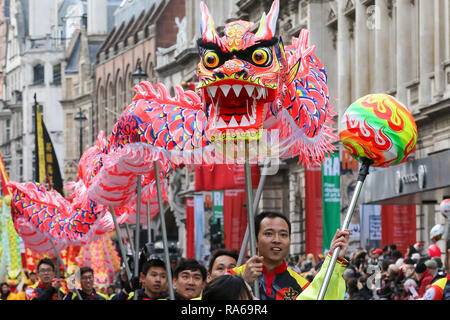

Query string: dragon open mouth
204 81 275 131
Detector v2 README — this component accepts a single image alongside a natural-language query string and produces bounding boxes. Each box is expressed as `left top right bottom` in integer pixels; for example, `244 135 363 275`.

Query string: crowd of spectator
287 241 450 300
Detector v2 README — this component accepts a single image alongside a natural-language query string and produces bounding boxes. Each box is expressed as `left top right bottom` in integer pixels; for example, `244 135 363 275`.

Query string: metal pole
79 118 83 159
237 166 267 266
110 206 133 280
125 223 135 254
134 175 142 300
56 257 61 300
147 202 151 243
154 161 175 300
317 159 372 300
48 238 83 300
244 140 260 299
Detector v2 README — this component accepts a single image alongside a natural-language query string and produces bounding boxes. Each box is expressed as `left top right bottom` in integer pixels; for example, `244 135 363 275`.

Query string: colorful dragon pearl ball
339 93 417 167
440 199 450 219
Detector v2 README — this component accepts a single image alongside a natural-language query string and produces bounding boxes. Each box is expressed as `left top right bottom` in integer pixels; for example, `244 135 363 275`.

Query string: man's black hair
208 249 238 273
174 259 207 281
255 211 291 237
432 257 443 268
381 260 391 272
37 258 55 272
79 266 94 276
202 274 253 300
390 250 402 261
141 258 170 276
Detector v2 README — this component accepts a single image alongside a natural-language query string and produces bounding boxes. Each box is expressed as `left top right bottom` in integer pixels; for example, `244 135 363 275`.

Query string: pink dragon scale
7 0 337 254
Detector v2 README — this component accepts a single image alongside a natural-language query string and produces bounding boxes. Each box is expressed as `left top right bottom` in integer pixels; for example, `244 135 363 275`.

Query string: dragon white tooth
229 116 239 127
221 85 231 97
263 88 267 98
208 86 218 98
240 116 250 127
244 85 254 97
232 85 243 97
256 87 264 99
217 117 227 129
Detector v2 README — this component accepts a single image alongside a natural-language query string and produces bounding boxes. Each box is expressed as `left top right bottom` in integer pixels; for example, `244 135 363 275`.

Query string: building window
5 0 10 18
53 64 61 85
19 158 23 181
33 64 45 85
6 119 10 142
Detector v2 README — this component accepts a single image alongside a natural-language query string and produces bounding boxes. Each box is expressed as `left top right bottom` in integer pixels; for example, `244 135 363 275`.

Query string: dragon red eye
204 51 219 69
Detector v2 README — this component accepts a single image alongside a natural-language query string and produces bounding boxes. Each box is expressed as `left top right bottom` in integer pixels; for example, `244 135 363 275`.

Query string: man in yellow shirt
229 212 349 300
25 258 66 300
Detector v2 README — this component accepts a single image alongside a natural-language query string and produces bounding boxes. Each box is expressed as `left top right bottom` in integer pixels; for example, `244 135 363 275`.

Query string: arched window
147 61 154 82
128 72 134 103
99 85 106 132
117 76 124 114
94 79 102 135
145 53 153 80
107 80 115 130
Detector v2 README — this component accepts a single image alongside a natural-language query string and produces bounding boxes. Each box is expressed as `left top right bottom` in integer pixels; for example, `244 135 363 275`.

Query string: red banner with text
305 165 323 257
381 205 416 255
195 164 260 191
223 190 248 251
185 198 195 259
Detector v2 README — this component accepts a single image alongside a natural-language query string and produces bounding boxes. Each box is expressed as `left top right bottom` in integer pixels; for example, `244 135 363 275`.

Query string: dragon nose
215 59 246 77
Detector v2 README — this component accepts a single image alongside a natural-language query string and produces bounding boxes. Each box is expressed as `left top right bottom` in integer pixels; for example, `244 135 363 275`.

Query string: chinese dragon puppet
7 0 336 254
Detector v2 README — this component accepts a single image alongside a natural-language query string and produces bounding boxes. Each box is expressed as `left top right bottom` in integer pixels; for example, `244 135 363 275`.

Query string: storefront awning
360 149 450 205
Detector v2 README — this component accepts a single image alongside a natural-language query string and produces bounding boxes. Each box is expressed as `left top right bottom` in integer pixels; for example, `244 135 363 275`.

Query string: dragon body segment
7 0 336 254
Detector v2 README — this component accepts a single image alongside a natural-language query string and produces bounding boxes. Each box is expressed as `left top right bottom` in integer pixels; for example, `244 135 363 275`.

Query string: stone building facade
234 0 450 256
93 0 185 243
0 0 89 183
0 0 66 183
93 0 185 139
0 0 7 100
60 0 120 183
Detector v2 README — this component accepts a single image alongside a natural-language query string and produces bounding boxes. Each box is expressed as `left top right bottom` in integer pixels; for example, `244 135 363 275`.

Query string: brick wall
156 0 185 49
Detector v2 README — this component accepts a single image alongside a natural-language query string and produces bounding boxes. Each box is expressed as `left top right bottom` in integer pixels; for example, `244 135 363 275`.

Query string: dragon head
197 0 289 137
196 0 336 165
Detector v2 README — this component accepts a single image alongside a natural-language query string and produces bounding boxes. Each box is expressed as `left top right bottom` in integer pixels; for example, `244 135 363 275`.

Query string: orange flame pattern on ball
339 94 417 167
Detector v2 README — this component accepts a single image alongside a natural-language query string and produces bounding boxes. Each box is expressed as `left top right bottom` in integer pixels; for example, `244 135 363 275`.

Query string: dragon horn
255 0 280 40
200 1 220 43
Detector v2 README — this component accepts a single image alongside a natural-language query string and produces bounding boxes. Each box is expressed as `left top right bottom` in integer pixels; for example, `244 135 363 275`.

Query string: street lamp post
74 109 87 159
132 59 148 85
130 59 149 299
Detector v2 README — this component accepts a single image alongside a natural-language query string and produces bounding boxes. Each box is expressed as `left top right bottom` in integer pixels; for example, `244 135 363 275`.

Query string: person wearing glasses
25 258 66 300
64 267 107 300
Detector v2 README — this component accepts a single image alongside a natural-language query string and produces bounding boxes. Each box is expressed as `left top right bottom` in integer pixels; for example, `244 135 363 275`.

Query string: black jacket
111 288 169 300
63 289 106 300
